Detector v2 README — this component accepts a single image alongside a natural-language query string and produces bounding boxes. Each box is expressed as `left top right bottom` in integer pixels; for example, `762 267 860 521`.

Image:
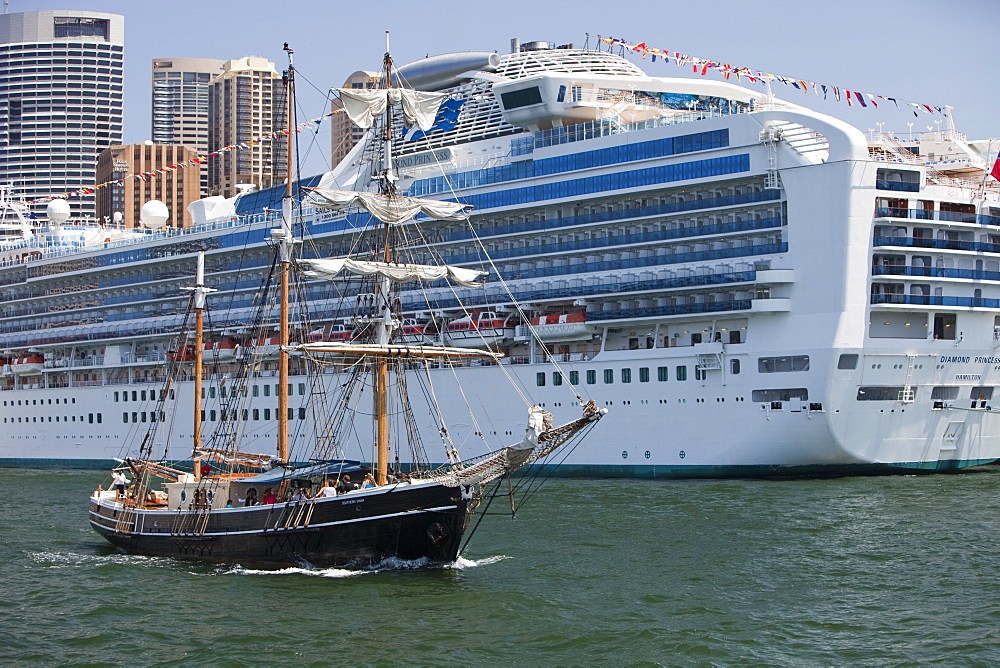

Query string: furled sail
307 188 472 223
337 88 448 131
299 257 486 288
294 341 503 360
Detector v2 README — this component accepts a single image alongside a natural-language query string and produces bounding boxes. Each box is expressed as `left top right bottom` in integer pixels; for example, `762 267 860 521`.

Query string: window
553 373 563 386
933 313 957 340
971 387 994 401
264 408 271 420
536 372 546 387
621 368 632 383
676 366 687 381
500 86 543 109
657 366 669 382
298 408 306 420
758 356 810 373
752 388 809 402
569 371 580 384
931 386 959 400
838 354 859 370
252 409 259 421
264 385 271 396
604 369 614 384
857 386 913 401
252 385 259 397
122 412 128 423
639 367 650 382
730 359 741 374
586 370 596 385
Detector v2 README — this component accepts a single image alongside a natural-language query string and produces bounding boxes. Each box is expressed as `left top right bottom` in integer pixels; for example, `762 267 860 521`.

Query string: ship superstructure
2 41 999 475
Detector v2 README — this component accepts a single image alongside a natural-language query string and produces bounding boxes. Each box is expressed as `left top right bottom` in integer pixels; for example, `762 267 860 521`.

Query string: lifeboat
327 324 353 342
253 336 282 358
10 352 44 375
166 345 196 362
528 310 596 342
397 318 438 345
446 311 515 348
204 339 238 360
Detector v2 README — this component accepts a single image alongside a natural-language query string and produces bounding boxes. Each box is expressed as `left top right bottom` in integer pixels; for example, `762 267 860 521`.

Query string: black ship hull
89 482 475 569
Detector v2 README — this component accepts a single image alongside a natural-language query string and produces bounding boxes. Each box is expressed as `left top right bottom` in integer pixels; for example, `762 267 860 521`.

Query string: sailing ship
87 42 605 569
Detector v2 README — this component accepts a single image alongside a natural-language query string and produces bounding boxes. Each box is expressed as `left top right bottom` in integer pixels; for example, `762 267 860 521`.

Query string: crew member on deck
111 469 130 499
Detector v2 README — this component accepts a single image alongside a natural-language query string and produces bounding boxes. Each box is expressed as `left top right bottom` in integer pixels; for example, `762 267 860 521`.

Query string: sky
8 0 1000 177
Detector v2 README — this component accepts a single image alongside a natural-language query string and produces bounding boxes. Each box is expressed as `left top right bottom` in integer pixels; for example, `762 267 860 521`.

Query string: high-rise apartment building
207 57 287 198
151 57 224 196
95 143 200 229
0 11 124 219
330 70 380 168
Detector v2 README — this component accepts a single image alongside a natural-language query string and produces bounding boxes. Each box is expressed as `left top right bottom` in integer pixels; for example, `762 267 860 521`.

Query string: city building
207 56 287 198
151 57 225 196
330 70 380 167
0 10 124 219
95 143 200 228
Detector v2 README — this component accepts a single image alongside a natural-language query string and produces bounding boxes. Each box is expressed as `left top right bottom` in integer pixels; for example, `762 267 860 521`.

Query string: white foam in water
224 555 434 577
448 554 509 570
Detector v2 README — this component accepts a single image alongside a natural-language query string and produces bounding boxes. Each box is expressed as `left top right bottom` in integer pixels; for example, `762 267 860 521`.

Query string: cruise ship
2 40 999 476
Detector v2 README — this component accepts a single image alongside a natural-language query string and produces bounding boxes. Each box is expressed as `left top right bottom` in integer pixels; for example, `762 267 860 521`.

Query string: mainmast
276 43 296 465
374 31 394 486
187 251 213 479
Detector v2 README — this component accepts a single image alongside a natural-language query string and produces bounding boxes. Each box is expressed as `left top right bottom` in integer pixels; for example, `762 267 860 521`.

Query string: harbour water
4 467 1000 664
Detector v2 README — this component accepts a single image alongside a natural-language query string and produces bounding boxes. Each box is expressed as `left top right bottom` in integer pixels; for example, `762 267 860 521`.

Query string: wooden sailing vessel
88 40 605 569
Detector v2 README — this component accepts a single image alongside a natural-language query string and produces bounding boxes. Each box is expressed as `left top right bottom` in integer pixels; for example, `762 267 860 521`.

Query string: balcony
875 207 1000 226
871 294 1000 308
873 265 1000 282
874 236 1000 254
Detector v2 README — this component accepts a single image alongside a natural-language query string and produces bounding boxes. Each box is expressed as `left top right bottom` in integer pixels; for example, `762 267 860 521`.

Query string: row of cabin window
115 389 174 402
537 361 751 387
3 397 77 406
6 413 100 423
538 366 693 386
122 408 308 424
206 384 307 399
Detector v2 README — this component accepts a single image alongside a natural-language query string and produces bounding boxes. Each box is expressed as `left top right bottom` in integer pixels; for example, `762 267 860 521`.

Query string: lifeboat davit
204 339 238 360
528 310 596 342
446 311 515 348
10 352 44 375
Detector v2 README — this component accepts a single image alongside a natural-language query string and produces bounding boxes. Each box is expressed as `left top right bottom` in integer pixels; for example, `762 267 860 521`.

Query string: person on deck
262 488 278 504
316 479 338 498
336 475 358 494
362 472 377 489
111 469 130 499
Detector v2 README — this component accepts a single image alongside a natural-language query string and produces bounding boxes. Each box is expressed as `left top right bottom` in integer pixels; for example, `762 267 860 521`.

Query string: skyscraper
151 57 224 196
95 143 200 229
207 56 287 198
0 10 124 219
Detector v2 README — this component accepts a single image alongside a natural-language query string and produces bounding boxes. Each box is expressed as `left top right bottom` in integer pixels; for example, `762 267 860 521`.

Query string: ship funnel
392 52 501 91
46 199 70 225
140 200 169 229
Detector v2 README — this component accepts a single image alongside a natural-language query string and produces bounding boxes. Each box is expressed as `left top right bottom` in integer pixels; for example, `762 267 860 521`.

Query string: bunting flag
27 108 345 204
595 35 944 119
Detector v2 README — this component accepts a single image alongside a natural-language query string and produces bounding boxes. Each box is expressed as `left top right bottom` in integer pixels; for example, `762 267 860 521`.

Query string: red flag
991 156 1000 181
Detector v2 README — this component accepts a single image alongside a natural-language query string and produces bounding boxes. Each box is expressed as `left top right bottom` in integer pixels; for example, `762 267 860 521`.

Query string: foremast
276 43 296 467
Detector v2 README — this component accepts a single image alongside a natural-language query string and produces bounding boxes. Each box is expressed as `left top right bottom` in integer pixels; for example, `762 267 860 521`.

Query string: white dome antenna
140 200 169 229
46 199 71 225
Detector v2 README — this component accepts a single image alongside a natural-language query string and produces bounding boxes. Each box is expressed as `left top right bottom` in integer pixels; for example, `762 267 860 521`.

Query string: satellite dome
139 200 169 229
46 199 71 224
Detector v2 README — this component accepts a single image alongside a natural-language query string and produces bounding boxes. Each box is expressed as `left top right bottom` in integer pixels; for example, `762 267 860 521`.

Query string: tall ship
3 39 1000 476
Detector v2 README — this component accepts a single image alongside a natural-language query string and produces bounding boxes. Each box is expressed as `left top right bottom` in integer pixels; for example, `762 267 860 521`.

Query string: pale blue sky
8 0 999 176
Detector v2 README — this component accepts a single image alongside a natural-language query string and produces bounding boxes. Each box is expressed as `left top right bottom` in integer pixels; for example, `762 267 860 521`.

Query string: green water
3 468 999 665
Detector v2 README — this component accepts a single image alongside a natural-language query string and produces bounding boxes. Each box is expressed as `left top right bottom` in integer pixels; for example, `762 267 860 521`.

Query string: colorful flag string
597 36 943 119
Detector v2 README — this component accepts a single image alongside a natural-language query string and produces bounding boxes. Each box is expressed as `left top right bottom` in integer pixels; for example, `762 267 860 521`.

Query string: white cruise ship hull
2 43 1000 477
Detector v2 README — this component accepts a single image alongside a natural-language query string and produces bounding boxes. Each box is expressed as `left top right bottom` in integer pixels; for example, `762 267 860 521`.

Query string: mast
277 43 295 465
189 251 212 479
374 31 393 486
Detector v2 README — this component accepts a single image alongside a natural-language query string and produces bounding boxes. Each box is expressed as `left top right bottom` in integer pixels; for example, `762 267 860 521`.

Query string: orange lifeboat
166 345 196 362
204 339 238 360
10 352 44 375
446 311 515 348
528 309 595 342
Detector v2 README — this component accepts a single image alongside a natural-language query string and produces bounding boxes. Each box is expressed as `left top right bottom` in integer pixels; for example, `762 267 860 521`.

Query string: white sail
307 188 472 223
300 257 486 288
337 88 448 131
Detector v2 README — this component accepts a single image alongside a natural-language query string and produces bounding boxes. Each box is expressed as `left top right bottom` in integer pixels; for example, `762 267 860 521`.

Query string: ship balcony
874 207 1000 227
873 265 1000 283
874 236 1000 254
870 294 1000 309
749 298 791 313
586 297 789 324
